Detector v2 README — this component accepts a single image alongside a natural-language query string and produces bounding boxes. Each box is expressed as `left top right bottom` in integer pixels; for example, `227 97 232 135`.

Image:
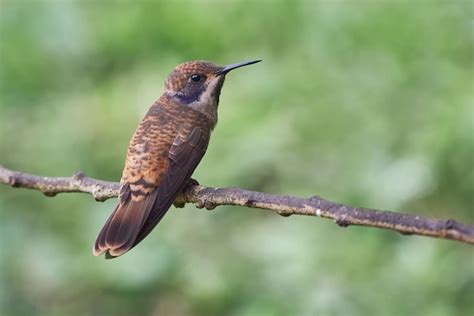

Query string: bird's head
164 60 261 111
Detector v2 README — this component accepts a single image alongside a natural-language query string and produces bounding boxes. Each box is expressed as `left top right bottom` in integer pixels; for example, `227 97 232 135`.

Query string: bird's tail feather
93 189 157 258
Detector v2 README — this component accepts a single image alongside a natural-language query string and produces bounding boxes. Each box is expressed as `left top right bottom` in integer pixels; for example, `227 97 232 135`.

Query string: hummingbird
93 59 261 258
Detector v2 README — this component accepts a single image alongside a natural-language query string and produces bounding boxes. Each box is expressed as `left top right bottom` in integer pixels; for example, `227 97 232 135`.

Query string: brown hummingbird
93 59 261 258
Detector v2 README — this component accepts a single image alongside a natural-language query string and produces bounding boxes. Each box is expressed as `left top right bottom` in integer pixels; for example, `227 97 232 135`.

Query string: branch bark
1 164 473 245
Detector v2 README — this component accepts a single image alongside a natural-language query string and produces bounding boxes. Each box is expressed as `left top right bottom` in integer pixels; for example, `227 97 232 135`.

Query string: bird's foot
173 199 186 208
173 178 200 208
186 178 200 187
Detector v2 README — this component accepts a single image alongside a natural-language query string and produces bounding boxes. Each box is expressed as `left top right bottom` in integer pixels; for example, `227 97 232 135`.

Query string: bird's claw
186 178 200 187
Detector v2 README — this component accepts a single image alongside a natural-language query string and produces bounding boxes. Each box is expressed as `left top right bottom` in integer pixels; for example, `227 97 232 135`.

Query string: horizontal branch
1 164 473 245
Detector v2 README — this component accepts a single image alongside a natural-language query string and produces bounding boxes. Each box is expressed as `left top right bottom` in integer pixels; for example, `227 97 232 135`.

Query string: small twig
1 164 473 245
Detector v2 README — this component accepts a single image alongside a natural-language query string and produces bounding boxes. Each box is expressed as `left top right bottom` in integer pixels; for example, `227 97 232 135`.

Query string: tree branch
1 164 473 245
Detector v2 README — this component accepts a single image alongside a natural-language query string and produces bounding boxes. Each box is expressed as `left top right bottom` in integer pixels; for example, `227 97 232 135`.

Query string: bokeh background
1 1 473 315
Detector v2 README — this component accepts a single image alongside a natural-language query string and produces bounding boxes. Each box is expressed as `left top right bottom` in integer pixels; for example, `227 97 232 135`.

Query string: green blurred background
1 1 473 315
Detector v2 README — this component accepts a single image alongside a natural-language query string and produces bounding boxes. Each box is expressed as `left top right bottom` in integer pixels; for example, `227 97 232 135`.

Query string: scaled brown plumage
93 59 261 258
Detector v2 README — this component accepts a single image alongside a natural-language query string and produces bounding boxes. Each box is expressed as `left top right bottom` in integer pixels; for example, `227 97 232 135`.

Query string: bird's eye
190 74 201 82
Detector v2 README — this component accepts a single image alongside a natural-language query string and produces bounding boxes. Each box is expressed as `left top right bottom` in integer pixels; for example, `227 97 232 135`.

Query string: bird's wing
93 105 210 258
133 125 210 246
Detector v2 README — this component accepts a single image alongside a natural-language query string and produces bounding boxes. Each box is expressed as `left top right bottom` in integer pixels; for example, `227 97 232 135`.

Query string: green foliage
1 1 472 315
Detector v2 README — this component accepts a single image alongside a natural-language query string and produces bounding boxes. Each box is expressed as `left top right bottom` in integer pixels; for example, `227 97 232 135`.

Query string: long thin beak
216 59 262 75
